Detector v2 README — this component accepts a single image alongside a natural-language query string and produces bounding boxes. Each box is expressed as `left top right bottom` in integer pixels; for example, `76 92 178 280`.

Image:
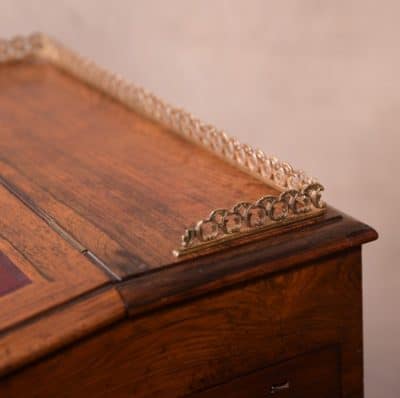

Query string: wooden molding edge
117 208 378 318
0 287 126 377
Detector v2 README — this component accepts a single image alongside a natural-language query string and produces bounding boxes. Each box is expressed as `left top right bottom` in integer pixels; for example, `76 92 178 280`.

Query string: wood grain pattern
118 208 376 317
0 248 364 398
0 58 378 398
280 248 364 398
0 61 275 278
0 184 109 333
0 287 125 377
188 346 341 397
0 251 31 297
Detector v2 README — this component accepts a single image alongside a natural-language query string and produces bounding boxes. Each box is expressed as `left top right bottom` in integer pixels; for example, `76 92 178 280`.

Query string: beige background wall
1 1 399 396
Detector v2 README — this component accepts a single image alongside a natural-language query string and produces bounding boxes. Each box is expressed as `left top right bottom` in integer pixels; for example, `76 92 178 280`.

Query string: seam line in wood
0 175 121 281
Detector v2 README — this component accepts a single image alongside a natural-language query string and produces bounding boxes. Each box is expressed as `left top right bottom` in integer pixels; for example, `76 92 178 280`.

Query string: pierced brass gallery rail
175 183 325 256
0 33 326 257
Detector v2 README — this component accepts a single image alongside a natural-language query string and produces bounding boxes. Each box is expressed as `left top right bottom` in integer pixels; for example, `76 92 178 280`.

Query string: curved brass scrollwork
178 183 325 255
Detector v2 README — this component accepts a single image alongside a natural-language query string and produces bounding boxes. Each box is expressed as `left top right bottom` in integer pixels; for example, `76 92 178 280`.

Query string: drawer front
189 346 341 398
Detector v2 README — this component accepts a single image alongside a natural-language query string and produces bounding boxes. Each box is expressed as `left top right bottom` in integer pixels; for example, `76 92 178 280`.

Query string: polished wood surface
117 208 376 317
189 346 341 397
0 59 378 398
0 185 109 333
0 61 275 278
0 287 125 377
0 248 364 398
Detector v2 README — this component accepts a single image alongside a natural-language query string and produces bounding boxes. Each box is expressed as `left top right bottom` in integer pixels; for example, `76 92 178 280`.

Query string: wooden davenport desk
0 34 377 398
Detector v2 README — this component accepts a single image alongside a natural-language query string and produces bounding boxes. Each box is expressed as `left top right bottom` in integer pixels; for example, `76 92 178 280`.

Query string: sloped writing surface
0 62 274 277
0 185 108 333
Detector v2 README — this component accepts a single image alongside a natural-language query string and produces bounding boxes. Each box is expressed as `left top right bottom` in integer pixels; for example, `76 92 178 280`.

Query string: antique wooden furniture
0 34 377 398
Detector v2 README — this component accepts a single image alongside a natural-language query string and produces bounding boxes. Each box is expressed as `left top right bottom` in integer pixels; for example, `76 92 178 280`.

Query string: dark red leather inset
0 251 31 297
